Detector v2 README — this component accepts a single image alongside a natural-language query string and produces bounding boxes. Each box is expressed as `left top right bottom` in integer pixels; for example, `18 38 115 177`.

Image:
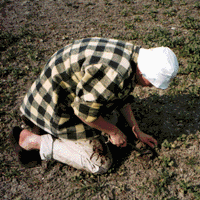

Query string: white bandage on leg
39 134 112 174
52 138 104 173
52 137 112 174
40 134 53 161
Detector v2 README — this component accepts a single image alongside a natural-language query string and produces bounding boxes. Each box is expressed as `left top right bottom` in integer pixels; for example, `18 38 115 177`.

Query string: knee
93 156 113 174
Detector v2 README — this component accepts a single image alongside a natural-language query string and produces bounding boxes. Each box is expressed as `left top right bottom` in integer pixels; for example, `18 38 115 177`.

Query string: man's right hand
109 130 127 147
78 115 127 147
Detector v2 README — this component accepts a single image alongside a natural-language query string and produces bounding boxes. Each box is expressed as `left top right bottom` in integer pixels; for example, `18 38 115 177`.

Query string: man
10 37 179 174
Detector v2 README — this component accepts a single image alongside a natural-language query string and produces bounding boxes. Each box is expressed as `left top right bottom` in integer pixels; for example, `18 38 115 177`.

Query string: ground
0 0 200 199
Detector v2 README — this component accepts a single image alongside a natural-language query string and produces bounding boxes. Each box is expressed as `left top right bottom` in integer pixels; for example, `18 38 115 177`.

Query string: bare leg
19 129 41 151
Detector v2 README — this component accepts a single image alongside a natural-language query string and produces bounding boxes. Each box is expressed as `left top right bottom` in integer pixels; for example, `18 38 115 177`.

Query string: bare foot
19 129 41 150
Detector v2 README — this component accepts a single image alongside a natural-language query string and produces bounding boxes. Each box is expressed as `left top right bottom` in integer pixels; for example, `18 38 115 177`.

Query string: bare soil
0 0 200 199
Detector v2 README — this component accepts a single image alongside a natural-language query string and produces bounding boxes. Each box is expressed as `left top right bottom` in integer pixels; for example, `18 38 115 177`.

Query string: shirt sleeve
71 63 123 123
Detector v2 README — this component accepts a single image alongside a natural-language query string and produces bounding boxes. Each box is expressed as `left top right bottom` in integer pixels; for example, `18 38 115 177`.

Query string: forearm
120 103 158 147
120 103 141 137
78 115 120 136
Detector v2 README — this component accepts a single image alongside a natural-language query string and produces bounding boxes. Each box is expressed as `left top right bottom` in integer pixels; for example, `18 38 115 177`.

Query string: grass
67 173 109 199
0 161 21 179
1 26 45 76
0 31 20 51
104 0 112 6
0 0 11 9
1 65 29 79
143 27 171 46
134 16 142 22
121 0 131 4
0 26 42 52
158 155 175 167
186 156 198 166
179 180 200 199
154 0 173 8
163 8 177 17
166 197 179 200
179 33 200 79
67 182 106 198
161 140 172 150
125 21 134 30
143 4 151 9
194 2 200 9
180 0 187 6
152 169 175 195
121 8 129 17
3 168 21 179
183 17 200 30
177 134 187 141
149 10 158 20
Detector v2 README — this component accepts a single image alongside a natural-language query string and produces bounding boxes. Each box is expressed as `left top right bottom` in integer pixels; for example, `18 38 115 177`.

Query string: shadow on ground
104 92 199 171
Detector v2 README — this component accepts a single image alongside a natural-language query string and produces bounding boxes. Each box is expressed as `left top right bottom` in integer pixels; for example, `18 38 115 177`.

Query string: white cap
137 47 179 89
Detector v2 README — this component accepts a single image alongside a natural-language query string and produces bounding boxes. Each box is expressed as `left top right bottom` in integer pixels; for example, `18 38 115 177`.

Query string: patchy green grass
0 0 11 9
161 140 172 150
134 16 143 22
125 21 135 30
121 8 129 17
0 161 21 179
0 31 20 51
183 17 200 30
152 169 175 195
179 180 200 199
194 2 200 9
149 10 158 20
154 0 173 8
159 155 175 167
1 27 45 76
163 8 177 17
67 173 110 199
186 156 198 166
143 27 172 46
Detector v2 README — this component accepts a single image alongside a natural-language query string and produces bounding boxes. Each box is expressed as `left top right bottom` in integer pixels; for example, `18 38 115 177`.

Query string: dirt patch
1 0 200 199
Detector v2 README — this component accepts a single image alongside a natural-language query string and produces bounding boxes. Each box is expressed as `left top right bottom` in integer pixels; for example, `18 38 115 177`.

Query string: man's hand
121 103 157 148
109 130 127 147
132 126 157 148
78 115 127 147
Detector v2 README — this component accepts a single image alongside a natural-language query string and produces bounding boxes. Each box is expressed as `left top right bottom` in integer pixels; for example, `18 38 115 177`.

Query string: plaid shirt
20 37 140 140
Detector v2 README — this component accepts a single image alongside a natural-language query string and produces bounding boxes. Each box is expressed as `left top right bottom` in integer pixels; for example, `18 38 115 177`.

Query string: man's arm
120 103 157 148
120 103 141 134
78 115 127 147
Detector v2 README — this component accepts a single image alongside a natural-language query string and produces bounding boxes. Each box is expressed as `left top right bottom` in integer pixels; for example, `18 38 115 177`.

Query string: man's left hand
132 126 158 148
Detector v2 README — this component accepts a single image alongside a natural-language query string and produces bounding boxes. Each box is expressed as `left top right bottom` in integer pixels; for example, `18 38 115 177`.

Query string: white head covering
137 47 179 89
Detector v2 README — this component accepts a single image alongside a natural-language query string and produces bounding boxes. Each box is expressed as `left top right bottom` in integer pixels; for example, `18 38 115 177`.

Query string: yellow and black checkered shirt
20 37 140 140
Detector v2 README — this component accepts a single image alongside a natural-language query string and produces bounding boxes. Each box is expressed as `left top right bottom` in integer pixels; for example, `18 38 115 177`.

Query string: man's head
137 47 179 89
